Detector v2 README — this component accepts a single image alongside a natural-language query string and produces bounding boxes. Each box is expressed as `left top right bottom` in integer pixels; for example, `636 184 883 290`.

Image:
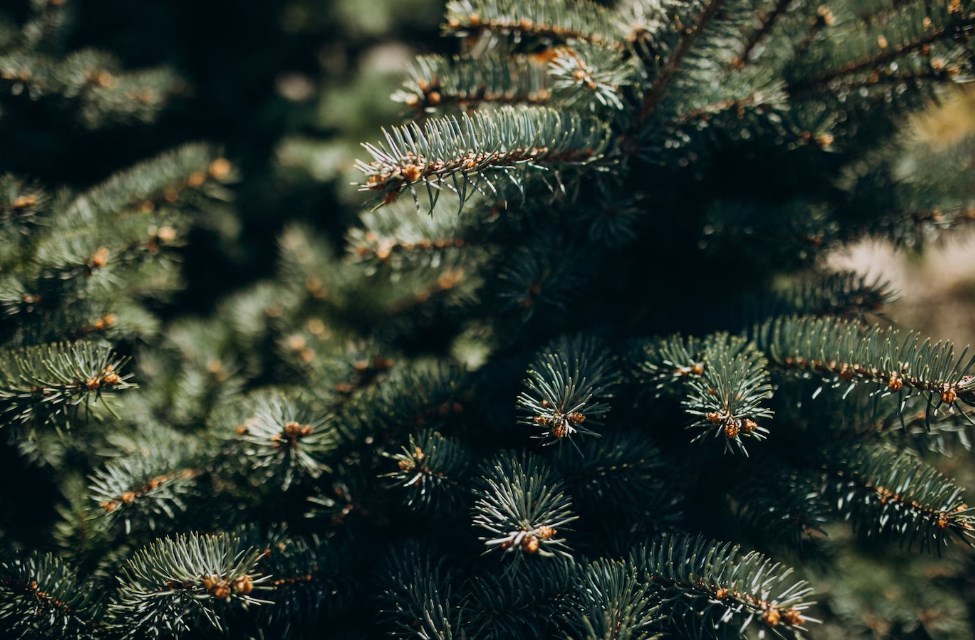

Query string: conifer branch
843 131 975 247
0 553 101 640
63 144 231 225
351 364 465 436
473 452 578 559
759 271 897 321
443 0 622 47
348 203 480 269
0 44 184 129
227 394 339 490
731 461 831 546
89 447 200 534
734 0 798 67
0 341 133 429
667 89 777 127
553 431 674 522
699 200 839 270
547 43 633 111
757 315 975 422
108 533 271 639
631 533 817 639
682 334 774 454
465 561 575 639
496 237 591 316
822 444 975 551
381 546 462 640
239 529 350 634
636 0 727 127
641 334 773 454
788 11 975 95
0 175 45 237
574 559 662 640
356 106 610 212
517 335 617 445
20 0 67 51
382 430 471 510
394 53 551 113
853 0 933 27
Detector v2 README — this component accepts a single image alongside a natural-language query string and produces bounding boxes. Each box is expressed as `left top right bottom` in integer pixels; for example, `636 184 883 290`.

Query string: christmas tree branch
356 106 610 212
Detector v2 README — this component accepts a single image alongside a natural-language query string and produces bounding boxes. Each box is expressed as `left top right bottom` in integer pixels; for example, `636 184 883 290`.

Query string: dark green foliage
356 105 611 211
382 429 472 510
822 443 975 551
444 0 623 45
240 528 351 638
517 334 617 444
552 430 678 526
2 0 975 637
0 2 181 129
758 315 975 422
393 53 550 112
107 533 269 639
640 333 773 453
0 341 132 429
0 552 100 640
630 533 816 639
755 270 898 321
88 442 199 534
223 392 338 491
462 559 576 639
472 452 578 559
573 558 662 640
380 545 462 639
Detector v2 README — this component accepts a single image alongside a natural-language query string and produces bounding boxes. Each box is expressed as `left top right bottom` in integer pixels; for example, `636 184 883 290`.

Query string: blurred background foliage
0 0 446 314
2 0 975 636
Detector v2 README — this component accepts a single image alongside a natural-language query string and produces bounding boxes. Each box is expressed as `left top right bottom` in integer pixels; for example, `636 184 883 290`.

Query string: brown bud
816 5 834 26
209 158 232 180
764 609 781 626
887 374 903 392
233 575 254 595
156 226 177 243
724 421 741 439
521 535 540 554
186 171 207 188
401 164 423 183
941 386 957 405
90 246 110 269
551 421 568 439
782 609 804 626
12 194 37 209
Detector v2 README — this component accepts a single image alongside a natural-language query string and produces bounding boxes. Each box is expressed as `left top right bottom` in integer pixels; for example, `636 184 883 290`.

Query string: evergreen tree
1 0 975 638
